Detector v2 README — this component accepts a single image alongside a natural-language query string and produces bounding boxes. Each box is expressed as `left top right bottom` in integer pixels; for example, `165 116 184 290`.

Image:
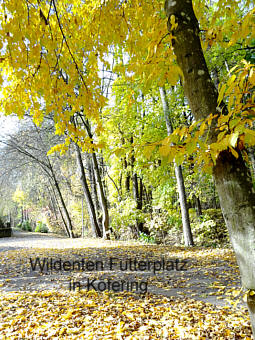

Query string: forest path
0 229 114 252
0 230 244 309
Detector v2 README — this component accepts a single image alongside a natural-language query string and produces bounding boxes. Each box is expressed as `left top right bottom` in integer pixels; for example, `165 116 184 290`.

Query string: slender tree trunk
132 173 147 234
86 153 102 231
143 184 151 207
165 0 255 332
130 138 147 235
56 199 69 237
91 152 110 239
132 173 139 206
148 187 153 203
125 174 131 192
189 156 202 216
50 195 58 221
47 187 59 221
175 165 194 246
75 143 102 238
124 158 130 193
195 195 202 217
52 174 74 238
82 120 110 239
159 86 194 246
9 212 12 228
49 182 71 237
120 136 130 194
139 178 143 210
107 171 122 200
46 158 74 238
99 155 108 196
119 173 123 198
81 197 85 238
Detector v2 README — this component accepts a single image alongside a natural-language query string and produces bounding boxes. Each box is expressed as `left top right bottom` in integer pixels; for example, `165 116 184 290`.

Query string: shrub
110 198 145 240
17 220 32 231
191 209 229 247
138 232 156 244
35 221 48 233
144 210 182 244
17 222 22 229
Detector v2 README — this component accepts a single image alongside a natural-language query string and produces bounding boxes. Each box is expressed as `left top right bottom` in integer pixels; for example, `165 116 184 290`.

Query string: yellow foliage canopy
0 0 254 164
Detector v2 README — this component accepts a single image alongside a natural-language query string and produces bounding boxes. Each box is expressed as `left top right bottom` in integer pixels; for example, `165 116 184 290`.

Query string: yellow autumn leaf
229 132 239 148
159 145 171 157
229 146 239 158
170 15 178 30
218 84 226 104
63 310 74 319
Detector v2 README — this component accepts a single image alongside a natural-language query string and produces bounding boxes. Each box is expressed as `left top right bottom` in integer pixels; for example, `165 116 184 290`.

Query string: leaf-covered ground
0 290 252 339
0 231 253 339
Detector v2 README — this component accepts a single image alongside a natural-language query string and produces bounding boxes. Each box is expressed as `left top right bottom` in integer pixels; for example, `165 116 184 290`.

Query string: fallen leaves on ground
0 241 253 339
0 290 252 339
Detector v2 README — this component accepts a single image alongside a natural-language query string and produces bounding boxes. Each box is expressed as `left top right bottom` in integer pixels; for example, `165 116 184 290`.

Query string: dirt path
0 230 244 309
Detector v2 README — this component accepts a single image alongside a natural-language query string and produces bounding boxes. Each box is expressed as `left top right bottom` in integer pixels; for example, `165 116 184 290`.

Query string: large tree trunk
159 86 194 246
75 143 102 238
214 150 255 335
165 0 255 333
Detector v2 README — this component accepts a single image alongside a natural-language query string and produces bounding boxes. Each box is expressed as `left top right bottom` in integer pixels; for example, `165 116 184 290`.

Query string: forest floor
0 230 253 339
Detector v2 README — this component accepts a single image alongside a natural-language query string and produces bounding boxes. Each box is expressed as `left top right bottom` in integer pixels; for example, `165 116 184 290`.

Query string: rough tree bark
165 0 255 334
249 148 255 180
75 143 102 238
159 86 194 246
